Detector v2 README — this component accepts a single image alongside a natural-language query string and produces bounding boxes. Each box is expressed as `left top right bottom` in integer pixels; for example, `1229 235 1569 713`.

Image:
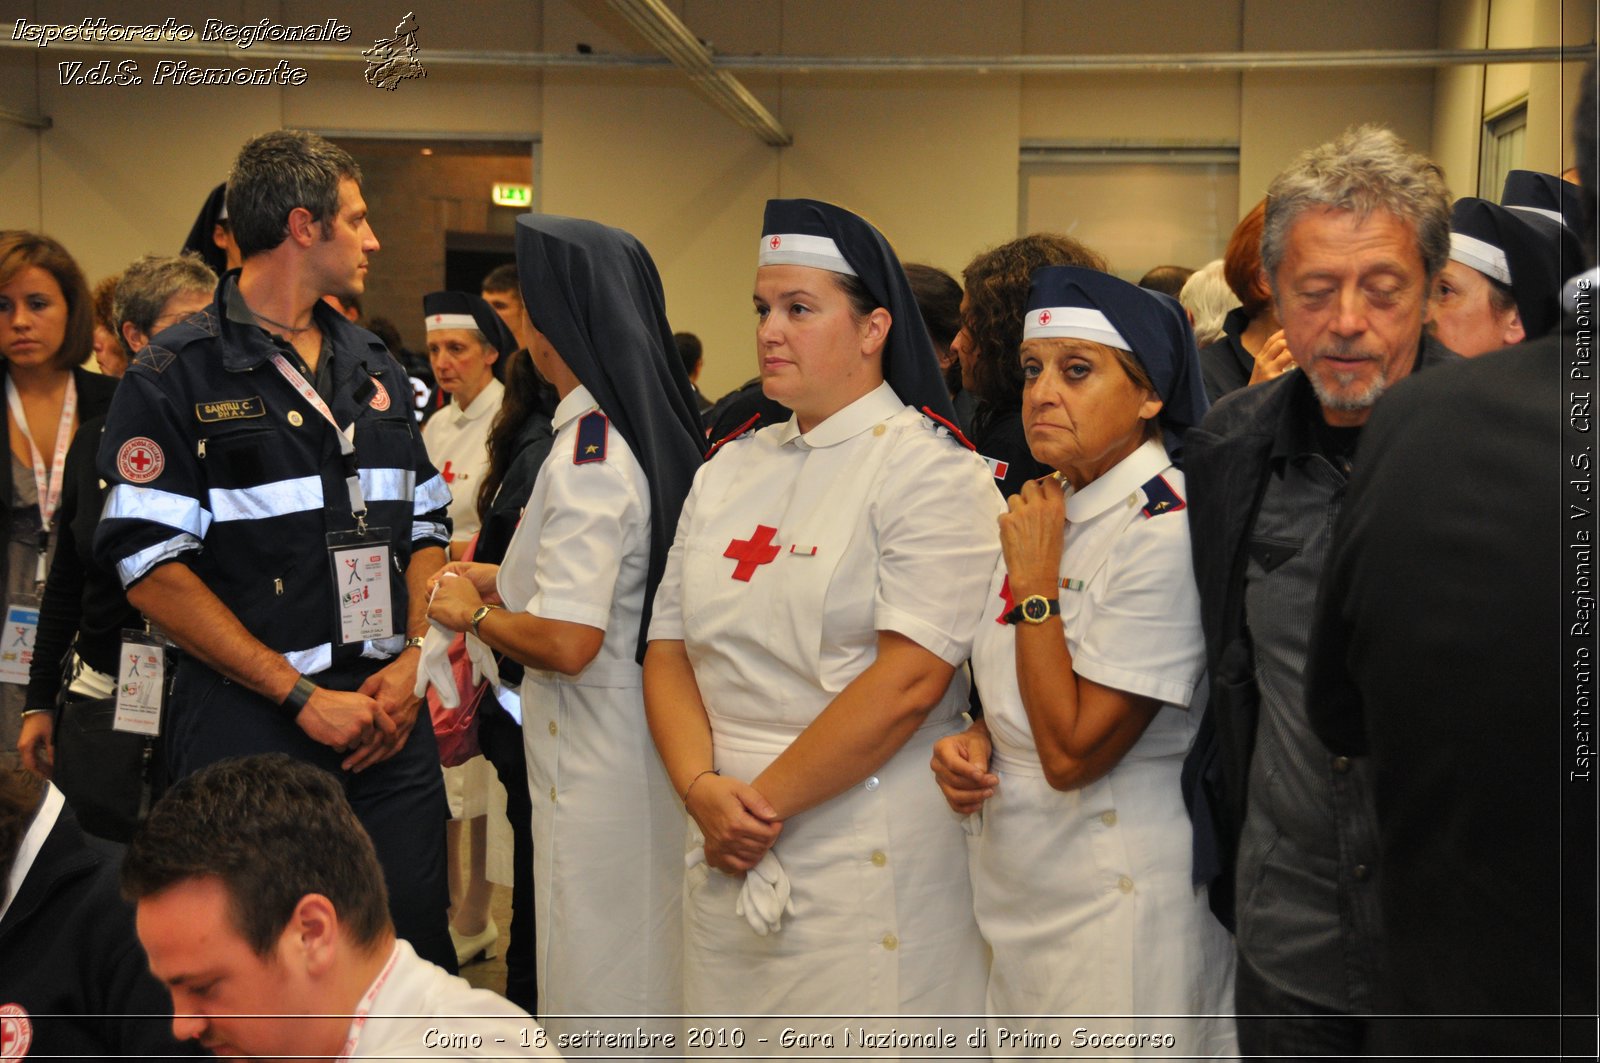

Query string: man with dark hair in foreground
124 754 556 1061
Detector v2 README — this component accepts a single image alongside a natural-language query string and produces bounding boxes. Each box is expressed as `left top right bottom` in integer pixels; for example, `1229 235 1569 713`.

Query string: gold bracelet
682 767 719 805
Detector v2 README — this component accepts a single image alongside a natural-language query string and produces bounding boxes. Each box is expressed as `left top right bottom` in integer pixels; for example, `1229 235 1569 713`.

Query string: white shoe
451 919 499 967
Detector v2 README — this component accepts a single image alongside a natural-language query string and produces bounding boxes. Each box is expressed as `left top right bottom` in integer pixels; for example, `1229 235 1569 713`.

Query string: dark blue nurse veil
514 214 707 661
760 199 957 423
1024 265 1209 463
1449 197 1568 340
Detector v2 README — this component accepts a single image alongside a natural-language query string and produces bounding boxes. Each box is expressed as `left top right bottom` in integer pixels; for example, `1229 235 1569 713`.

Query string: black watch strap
281 674 317 716
1004 594 1061 625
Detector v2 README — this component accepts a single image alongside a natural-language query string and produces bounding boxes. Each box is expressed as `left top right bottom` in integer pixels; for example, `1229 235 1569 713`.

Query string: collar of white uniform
1 781 63 924
552 383 598 432
775 380 902 449
451 376 504 422
1064 436 1175 523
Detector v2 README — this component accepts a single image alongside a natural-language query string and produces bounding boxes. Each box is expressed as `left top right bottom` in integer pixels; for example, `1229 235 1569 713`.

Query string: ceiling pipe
605 0 791 146
0 38 1576 74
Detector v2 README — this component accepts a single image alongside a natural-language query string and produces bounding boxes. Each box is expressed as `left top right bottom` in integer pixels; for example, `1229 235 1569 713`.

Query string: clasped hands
685 772 783 875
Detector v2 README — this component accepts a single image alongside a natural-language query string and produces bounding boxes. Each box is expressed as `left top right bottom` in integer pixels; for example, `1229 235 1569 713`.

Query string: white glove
734 850 794 936
414 620 458 707
464 631 500 688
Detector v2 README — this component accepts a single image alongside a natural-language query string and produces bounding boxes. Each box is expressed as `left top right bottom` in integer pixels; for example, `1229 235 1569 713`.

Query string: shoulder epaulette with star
574 409 609 464
1139 474 1186 519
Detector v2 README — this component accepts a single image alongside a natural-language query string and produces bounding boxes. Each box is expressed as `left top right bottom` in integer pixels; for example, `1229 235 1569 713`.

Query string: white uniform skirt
684 714 987 1053
522 665 684 1031
970 745 1237 1059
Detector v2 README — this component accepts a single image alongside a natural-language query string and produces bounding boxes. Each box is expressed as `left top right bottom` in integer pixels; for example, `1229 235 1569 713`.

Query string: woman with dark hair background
0 232 117 771
953 232 1108 498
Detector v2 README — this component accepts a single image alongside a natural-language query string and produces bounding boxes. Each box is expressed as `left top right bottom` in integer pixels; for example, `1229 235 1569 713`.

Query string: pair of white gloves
685 847 795 936
412 617 499 705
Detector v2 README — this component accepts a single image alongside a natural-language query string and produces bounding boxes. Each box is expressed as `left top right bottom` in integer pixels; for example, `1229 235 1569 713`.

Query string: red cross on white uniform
769 235 782 249
1037 310 1052 326
724 524 781 581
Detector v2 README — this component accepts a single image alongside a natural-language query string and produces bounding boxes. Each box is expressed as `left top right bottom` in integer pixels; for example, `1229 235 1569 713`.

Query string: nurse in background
933 267 1235 1058
420 290 513 559
418 290 517 970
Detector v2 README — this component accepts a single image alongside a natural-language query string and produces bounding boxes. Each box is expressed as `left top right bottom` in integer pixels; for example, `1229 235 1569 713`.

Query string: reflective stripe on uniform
104 483 211 537
413 472 452 514
117 532 201 587
209 475 322 523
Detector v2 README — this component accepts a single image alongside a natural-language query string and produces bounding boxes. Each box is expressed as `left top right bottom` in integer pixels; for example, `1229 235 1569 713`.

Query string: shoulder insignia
574 409 609 464
981 454 1009 481
1139 474 1186 519
130 345 177 374
705 413 762 462
918 406 976 451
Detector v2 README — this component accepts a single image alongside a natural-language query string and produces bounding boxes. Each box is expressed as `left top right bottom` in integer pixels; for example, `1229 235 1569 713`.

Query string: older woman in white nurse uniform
933 266 1236 1058
645 199 1003 1036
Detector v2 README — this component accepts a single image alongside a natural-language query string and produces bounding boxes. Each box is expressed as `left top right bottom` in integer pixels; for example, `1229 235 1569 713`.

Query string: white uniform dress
421 378 511 884
968 438 1236 1058
349 938 557 1060
650 383 1004 1032
496 384 683 1029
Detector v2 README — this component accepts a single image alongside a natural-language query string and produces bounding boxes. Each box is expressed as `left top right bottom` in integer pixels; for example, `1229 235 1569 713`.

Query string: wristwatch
1003 594 1060 625
469 604 501 637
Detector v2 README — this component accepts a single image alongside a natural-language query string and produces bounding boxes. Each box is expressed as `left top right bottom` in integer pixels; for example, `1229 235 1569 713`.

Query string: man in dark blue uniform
94 130 456 970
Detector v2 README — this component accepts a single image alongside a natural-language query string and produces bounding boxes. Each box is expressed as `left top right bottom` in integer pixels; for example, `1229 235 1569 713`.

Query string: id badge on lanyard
2 375 75 685
0 602 38 685
328 528 395 644
113 629 165 735
269 354 398 646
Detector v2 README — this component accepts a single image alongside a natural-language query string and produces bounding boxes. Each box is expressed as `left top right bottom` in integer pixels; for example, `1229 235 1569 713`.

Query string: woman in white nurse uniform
645 199 1004 1038
933 267 1236 1059
418 290 514 967
426 215 704 1033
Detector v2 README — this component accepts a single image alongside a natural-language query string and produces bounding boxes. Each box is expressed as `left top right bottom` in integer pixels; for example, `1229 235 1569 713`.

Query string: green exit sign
492 183 533 207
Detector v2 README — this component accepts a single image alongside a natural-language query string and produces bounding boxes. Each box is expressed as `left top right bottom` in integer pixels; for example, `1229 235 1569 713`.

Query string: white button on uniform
864 776 880 791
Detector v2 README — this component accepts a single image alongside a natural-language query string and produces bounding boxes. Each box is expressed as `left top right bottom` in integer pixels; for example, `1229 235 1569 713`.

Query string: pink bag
427 536 492 767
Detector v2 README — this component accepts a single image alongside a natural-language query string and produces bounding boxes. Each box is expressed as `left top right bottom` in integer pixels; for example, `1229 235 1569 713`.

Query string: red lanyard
335 941 400 1060
6 374 77 584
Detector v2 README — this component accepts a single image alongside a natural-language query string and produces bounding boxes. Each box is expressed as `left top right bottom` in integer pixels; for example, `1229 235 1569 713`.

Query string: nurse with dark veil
425 214 704 1029
932 267 1234 1056
645 199 1004 1031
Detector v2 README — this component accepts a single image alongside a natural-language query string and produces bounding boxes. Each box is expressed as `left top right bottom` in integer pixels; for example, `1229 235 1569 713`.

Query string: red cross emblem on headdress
769 235 782 250
1038 310 1052 326
432 314 444 325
